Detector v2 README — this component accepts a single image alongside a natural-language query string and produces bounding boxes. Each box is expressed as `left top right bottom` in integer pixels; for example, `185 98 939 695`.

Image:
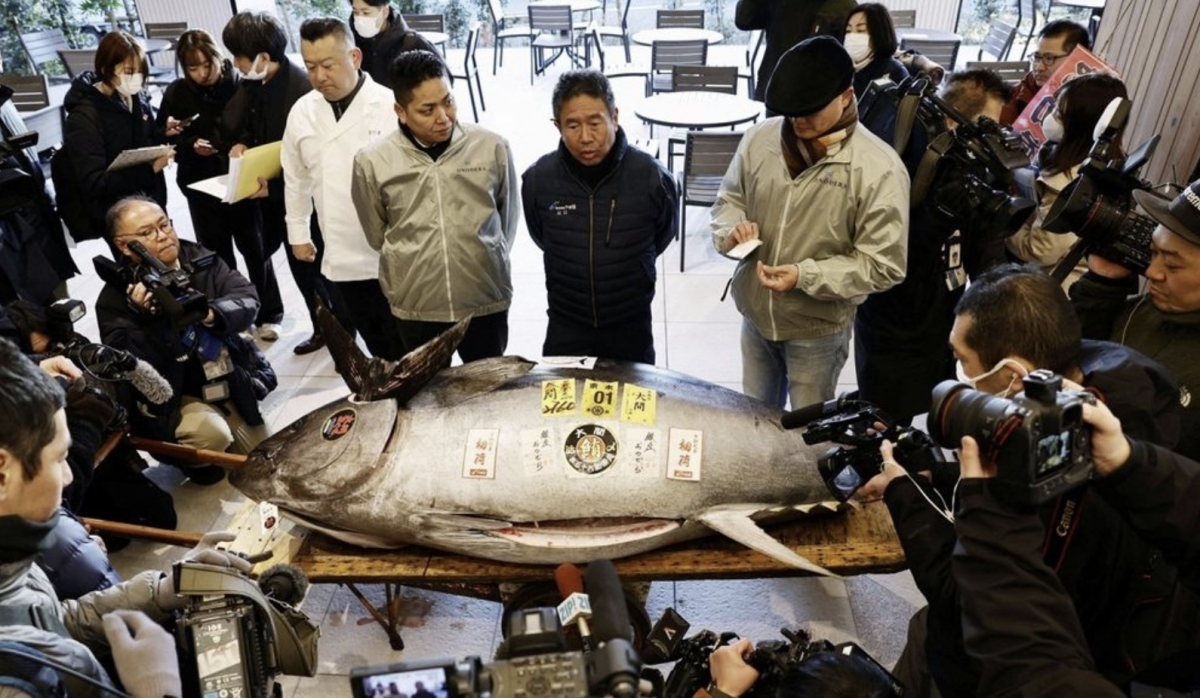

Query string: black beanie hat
764 35 854 117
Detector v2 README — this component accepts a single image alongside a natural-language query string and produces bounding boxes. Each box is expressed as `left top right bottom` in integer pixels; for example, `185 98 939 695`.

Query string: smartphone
179 112 200 127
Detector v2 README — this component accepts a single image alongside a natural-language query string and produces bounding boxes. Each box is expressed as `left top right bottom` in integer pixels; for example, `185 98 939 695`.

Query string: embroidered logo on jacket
548 201 577 216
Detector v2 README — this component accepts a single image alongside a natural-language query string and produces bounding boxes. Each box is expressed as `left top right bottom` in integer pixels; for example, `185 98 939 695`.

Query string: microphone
584 560 640 698
556 563 595 653
68 343 174 405
642 607 690 664
780 393 860 430
258 563 310 605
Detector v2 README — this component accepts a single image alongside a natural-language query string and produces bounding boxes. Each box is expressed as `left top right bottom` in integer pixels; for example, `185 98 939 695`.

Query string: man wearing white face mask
347 0 439 88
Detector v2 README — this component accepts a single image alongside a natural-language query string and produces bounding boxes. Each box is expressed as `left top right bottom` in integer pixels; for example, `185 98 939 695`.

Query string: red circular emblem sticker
322 409 357 441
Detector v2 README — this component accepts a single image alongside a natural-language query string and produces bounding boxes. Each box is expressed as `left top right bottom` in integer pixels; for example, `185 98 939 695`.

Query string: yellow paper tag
581 380 619 418
541 379 577 416
620 384 657 425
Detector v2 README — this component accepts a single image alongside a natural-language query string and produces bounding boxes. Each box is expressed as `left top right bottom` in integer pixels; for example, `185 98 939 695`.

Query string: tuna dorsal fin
315 302 469 404
697 505 838 578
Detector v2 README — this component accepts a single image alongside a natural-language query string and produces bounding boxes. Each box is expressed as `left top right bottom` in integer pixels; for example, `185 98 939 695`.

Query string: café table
632 27 724 46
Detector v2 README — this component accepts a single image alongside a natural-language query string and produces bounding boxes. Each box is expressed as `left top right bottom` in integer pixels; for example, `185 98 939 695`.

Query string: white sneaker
258 323 282 341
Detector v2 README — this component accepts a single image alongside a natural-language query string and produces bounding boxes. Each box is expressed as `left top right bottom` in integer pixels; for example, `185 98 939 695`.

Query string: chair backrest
19 28 72 72
1017 0 1037 22
890 9 916 28
487 0 505 25
528 5 574 33
589 27 608 70
746 28 763 67
0 75 51 111
965 60 1029 85
144 21 188 45
683 131 742 184
619 0 634 27
402 14 445 33
657 9 704 29
57 49 98 79
979 18 1017 60
651 39 708 72
671 65 737 94
462 21 481 73
902 38 960 69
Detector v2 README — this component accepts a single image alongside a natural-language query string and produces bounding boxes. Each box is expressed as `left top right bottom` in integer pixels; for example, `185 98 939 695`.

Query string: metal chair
449 22 486 122
15 25 73 80
648 39 708 96
666 65 738 170
965 60 1029 85
978 18 1017 61
676 131 742 272
890 9 916 28
585 26 649 81
0 74 51 112
528 5 579 84
57 49 99 80
743 28 763 97
900 38 961 71
594 0 635 62
1015 0 1042 59
657 9 705 29
403 14 448 55
143 21 188 48
487 0 534 74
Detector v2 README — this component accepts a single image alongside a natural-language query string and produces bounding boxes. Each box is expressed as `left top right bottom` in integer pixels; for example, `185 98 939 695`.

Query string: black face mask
0 510 61 564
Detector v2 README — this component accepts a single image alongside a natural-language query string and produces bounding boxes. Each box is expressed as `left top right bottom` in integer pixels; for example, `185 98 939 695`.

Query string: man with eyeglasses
95 196 273 485
1000 20 1091 126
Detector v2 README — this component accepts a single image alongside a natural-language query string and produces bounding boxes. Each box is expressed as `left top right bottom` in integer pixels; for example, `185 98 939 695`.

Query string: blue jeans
740 318 852 410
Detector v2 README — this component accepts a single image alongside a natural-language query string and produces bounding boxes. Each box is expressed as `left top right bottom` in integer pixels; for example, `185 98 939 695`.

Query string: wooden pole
82 518 204 547
127 436 249 468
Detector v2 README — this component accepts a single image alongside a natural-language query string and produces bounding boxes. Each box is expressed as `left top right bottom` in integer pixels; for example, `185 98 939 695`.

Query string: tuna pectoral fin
316 303 469 404
697 506 838 578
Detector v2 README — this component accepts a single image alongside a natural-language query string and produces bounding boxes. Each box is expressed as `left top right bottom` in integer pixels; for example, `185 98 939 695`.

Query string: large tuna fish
230 310 841 574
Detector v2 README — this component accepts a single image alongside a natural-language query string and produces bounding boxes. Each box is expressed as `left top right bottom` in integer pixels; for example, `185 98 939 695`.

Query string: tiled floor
57 41 927 695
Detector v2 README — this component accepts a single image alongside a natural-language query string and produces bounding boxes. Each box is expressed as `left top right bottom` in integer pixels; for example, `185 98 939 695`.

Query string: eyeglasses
119 220 175 241
1029 52 1070 66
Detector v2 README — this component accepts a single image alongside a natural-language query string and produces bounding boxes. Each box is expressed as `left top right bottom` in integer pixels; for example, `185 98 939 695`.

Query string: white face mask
1042 111 1064 142
115 73 144 97
241 55 269 81
843 33 873 67
354 12 385 38
956 358 1025 397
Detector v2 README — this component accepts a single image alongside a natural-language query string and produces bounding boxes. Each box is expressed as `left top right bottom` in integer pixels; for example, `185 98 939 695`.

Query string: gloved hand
103 610 182 698
156 531 254 609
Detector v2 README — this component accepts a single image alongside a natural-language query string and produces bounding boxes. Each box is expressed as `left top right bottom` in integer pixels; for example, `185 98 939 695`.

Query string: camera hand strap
1041 488 1088 572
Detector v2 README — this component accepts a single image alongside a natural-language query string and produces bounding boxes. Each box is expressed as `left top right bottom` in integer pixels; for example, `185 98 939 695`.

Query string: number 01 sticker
581 380 618 418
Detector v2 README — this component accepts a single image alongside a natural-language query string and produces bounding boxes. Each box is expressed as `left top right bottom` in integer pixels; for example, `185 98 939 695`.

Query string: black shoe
294 333 325 355
180 464 227 486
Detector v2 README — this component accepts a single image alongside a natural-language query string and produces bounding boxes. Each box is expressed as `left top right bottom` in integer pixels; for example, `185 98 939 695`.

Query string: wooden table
635 91 762 130
229 501 904 650
632 27 724 46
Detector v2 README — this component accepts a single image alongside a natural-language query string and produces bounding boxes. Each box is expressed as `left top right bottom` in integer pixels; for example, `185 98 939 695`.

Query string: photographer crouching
95 196 276 485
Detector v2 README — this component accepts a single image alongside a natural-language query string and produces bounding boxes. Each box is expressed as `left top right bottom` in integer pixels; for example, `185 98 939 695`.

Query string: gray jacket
351 122 519 322
711 118 910 340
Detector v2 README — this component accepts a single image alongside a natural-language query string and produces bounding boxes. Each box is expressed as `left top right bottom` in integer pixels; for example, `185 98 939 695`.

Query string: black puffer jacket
61 72 167 233
95 241 271 439
735 0 858 101
350 7 441 88
157 61 240 187
522 128 677 327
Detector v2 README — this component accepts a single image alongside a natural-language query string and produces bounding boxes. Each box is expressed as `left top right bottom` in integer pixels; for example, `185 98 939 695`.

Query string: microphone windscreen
128 358 174 405
585 559 632 645
556 563 585 599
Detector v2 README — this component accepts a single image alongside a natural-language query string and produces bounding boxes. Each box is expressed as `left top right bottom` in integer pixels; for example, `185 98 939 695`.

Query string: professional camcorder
1043 97 1162 280
173 561 319 698
94 240 209 328
781 396 949 502
350 561 641 698
929 370 1095 504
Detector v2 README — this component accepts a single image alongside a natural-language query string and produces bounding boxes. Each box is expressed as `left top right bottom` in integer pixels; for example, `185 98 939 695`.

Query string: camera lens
928 380 1021 450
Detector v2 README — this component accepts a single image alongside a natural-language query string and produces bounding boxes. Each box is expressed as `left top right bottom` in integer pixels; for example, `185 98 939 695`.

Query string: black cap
1134 180 1200 247
764 36 854 117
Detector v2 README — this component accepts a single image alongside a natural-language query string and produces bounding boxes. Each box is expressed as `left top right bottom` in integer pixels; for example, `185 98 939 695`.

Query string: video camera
860 76 1035 242
929 370 1095 504
781 396 949 502
173 561 319 698
1043 97 1162 281
94 240 209 328
350 561 641 698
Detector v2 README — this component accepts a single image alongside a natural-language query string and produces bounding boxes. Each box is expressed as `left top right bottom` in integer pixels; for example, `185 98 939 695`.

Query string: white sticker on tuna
538 356 598 369
625 428 663 476
463 428 499 479
520 427 557 475
667 428 703 481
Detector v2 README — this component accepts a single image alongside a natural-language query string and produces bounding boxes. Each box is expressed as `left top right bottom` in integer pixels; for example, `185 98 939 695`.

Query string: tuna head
230 395 398 505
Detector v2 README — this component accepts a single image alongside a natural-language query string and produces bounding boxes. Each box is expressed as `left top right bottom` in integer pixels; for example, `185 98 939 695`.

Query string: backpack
49 147 101 241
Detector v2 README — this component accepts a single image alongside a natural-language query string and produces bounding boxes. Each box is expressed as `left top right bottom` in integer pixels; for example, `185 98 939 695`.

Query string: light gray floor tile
665 322 742 384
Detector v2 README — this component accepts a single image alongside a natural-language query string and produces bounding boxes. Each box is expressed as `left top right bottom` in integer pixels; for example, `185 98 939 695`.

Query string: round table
528 0 602 11
634 91 762 129
632 28 724 46
895 27 963 43
139 37 173 54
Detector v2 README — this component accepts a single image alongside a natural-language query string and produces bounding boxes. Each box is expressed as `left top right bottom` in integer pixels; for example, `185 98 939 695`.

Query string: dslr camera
929 370 1095 504
1043 97 1161 280
173 561 320 698
94 240 209 328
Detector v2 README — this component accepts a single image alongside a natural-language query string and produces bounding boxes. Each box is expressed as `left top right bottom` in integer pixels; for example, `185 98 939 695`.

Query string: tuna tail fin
315 302 470 404
697 505 839 578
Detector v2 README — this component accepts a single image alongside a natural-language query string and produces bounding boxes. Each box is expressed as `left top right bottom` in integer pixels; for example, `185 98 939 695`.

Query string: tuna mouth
489 517 683 544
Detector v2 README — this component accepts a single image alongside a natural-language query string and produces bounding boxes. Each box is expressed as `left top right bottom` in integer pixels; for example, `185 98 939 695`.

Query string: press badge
202 345 234 381
944 231 966 291
202 380 230 403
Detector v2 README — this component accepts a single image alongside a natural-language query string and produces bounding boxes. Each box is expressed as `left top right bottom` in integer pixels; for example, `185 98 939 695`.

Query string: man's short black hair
0 338 66 481
389 49 448 105
1040 20 1092 52
551 70 616 121
954 262 1082 374
776 652 902 698
349 0 388 6
106 195 160 239
941 69 1012 121
222 11 289 63
300 16 355 48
